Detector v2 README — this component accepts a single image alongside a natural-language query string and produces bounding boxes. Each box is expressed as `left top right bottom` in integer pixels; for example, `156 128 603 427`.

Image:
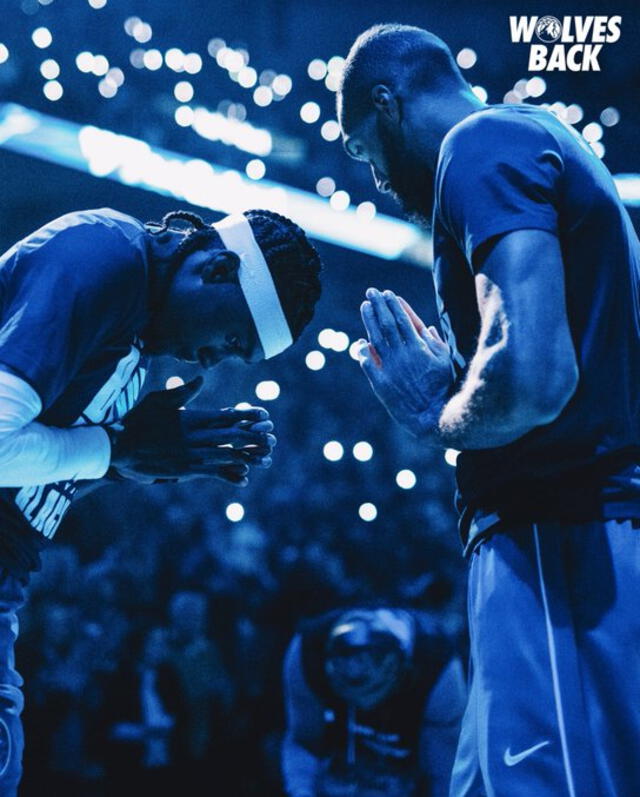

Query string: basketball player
282 607 465 797
338 23 640 797
0 205 322 794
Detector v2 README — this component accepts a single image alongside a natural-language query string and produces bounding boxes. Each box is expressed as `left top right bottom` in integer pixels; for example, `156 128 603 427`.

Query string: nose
371 164 391 194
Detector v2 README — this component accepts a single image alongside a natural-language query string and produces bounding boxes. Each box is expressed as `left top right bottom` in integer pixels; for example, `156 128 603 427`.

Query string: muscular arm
359 229 579 451
437 229 579 448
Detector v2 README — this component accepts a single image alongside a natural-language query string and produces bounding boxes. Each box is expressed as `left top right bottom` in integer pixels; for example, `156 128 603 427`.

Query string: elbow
516 358 579 426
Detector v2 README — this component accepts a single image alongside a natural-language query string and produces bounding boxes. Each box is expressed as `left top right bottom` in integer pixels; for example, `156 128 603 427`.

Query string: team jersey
432 104 640 548
298 609 452 772
0 208 150 572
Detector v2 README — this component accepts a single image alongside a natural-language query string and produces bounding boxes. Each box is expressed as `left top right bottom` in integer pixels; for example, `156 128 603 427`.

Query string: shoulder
14 208 148 288
443 106 557 156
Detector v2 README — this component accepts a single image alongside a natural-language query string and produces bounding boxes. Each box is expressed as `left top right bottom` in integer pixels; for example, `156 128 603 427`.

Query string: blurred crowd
15 328 468 795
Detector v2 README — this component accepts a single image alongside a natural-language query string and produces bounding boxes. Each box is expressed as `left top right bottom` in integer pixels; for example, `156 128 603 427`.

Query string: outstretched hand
107 376 276 486
357 288 454 438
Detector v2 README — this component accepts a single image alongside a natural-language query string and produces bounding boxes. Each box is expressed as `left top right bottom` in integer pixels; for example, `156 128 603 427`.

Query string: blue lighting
0 102 431 263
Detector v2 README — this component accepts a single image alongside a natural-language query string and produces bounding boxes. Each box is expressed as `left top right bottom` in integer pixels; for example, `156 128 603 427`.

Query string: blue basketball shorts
450 519 640 797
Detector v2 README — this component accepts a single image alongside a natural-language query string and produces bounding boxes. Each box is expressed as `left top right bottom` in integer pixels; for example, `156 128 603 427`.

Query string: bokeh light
0 44 9 64
143 49 163 71
226 503 245 522
307 58 327 80
40 58 59 79
91 54 109 76
583 122 603 142
238 66 257 88
526 76 546 98
300 101 321 123
396 469 417 489
132 21 152 44
316 176 336 197
255 381 280 401
272 74 292 96
323 441 344 461
174 105 194 126
43 80 63 101
330 190 350 211
98 78 117 98
565 104 584 125
356 201 376 222
174 80 194 102
358 503 377 522
445 448 459 467
353 442 373 462
471 85 488 102
600 107 620 127
165 376 185 390
305 350 326 370
165 48 185 72
245 158 266 180
184 53 203 74
321 120 341 141
253 86 272 107
32 27 52 48
456 48 477 69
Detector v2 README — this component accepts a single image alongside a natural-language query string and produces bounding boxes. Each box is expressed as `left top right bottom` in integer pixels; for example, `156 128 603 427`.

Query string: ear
371 84 401 124
201 250 241 284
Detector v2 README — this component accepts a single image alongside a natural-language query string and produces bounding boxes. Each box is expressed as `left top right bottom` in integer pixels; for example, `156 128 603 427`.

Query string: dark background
0 0 638 794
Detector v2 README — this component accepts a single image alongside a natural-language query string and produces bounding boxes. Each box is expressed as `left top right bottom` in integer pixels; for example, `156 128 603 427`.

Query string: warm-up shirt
0 208 150 572
282 609 454 795
432 104 640 548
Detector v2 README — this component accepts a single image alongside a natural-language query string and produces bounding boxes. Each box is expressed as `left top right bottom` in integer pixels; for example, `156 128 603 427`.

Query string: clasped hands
107 376 275 487
357 288 453 439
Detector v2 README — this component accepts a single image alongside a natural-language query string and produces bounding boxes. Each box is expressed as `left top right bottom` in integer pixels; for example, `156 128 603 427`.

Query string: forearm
421 353 560 450
282 733 320 796
0 422 111 486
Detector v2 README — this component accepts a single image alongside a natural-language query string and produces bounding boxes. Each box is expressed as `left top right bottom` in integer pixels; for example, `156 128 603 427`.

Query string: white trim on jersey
533 523 577 797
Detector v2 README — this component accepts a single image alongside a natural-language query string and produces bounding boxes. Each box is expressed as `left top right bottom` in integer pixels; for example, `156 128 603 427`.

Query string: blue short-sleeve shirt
432 105 640 545
0 208 151 570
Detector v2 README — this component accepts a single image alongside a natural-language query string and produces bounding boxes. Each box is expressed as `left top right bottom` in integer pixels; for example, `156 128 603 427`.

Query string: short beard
378 119 435 229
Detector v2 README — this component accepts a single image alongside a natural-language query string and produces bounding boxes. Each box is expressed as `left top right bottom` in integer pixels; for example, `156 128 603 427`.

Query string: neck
420 88 487 168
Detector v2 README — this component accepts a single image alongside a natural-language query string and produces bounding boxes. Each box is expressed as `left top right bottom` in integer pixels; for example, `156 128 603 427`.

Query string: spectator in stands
282 607 466 797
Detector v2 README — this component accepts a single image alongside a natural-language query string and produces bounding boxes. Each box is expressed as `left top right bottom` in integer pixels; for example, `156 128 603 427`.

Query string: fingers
214 464 250 486
188 428 276 450
427 325 446 345
357 343 382 387
382 291 420 343
362 288 404 351
398 297 429 339
157 376 204 408
202 407 270 428
355 339 381 369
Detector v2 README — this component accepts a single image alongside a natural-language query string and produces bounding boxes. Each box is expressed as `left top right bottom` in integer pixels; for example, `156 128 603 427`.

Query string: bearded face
376 115 435 228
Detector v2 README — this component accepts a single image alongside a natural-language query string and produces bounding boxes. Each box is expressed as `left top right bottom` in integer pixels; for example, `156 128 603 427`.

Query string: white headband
213 214 293 359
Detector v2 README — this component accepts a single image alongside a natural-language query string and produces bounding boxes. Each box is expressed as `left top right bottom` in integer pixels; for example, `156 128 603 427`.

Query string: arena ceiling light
0 102 432 265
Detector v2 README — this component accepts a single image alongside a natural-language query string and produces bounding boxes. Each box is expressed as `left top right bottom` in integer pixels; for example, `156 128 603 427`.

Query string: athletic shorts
450 519 640 797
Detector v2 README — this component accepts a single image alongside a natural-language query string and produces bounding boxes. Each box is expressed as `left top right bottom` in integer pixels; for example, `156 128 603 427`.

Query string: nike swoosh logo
504 740 551 766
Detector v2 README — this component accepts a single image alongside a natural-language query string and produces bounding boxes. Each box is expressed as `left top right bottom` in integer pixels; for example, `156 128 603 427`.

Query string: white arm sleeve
0 368 111 487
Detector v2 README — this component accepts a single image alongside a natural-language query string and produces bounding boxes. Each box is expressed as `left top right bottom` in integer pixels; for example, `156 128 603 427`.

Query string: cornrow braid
146 207 322 343
243 209 322 341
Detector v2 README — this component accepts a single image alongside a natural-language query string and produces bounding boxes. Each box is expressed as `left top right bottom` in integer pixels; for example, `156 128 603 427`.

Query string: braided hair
148 209 322 342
